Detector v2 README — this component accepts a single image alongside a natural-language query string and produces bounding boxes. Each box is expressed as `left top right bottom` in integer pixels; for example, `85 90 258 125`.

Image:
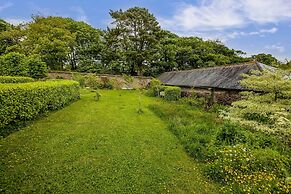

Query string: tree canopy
0 7 286 77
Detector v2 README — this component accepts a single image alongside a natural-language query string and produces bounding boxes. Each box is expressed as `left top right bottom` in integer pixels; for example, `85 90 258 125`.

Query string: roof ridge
165 61 257 73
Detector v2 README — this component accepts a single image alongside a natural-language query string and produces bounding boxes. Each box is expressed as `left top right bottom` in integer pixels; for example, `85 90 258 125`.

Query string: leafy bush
0 80 80 131
84 74 101 90
0 76 34 83
72 73 86 88
164 86 181 101
100 76 114 89
222 70 291 139
205 145 290 193
0 52 28 76
84 74 115 90
216 123 246 145
25 55 48 78
147 78 165 97
0 52 48 79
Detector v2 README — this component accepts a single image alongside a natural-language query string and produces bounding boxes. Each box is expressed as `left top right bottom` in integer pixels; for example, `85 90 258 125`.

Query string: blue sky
0 0 290 61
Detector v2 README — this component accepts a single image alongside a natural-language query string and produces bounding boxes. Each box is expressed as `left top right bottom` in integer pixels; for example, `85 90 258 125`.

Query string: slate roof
158 62 274 90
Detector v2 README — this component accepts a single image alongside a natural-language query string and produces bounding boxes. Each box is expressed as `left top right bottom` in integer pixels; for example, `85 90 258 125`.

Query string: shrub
205 145 290 193
147 78 165 97
0 80 80 130
0 76 34 83
100 76 114 89
84 74 101 90
216 123 246 145
84 74 115 90
72 73 86 88
25 55 48 79
0 52 28 76
164 86 181 101
222 70 291 138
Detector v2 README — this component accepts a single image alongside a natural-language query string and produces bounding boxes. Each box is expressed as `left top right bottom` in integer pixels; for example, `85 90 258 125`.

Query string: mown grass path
1 90 217 193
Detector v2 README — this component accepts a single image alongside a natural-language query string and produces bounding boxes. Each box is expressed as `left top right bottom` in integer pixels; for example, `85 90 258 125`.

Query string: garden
0 70 290 193
0 7 291 193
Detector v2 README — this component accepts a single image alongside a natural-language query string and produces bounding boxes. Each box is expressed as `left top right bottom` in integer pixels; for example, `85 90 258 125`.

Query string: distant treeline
0 7 289 77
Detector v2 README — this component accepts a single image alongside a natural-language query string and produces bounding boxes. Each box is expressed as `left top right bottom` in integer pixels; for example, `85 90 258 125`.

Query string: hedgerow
0 80 80 131
0 76 34 83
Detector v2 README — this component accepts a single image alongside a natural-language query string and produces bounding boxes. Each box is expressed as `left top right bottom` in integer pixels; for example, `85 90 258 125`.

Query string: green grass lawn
0 89 218 193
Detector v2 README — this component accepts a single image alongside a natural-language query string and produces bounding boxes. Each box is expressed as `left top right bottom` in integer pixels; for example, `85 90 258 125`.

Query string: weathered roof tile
158 62 273 90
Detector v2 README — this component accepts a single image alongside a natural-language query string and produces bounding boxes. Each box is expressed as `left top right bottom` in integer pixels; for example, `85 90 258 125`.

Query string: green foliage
179 97 206 109
222 70 291 139
252 53 280 67
25 55 48 78
1 9 256 76
72 73 86 88
0 19 12 32
84 74 114 90
205 145 290 193
100 76 114 89
0 52 48 78
216 123 246 145
94 90 101 101
0 76 34 83
104 7 161 75
84 74 100 90
0 52 28 76
0 80 80 131
149 102 219 161
150 99 291 193
164 86 181 101
147 78 165 97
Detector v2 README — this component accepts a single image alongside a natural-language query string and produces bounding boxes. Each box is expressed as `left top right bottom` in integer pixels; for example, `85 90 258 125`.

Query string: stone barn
158 62 274 104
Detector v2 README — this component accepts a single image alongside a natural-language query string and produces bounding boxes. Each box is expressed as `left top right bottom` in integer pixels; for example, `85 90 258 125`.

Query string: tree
252 53 280 67
67 21 103 72
21 16 75 70
0 22 24 55
20 16 103 71
104 7 161 75
222 70 291 140
0 19 12 32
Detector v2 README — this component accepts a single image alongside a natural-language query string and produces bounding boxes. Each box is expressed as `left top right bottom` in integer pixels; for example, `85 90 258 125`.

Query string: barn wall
181 87 241 105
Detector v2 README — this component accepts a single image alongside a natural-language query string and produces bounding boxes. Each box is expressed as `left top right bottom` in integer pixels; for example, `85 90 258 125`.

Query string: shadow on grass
0 121 32 138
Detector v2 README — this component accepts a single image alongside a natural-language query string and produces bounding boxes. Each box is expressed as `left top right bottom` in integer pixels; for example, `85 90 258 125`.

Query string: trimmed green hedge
0 80 80 129
164 86 181 101
0 76 34 83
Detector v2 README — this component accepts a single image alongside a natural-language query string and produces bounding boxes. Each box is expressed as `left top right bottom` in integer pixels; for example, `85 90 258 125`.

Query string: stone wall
48 71 152 89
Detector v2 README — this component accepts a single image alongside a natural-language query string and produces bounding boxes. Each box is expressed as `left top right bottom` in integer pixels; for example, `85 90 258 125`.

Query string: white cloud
70 6 88 23
243 0 291 23
160 0 291 33
265 44 285 53
4 18 30 25
0 2 13 12
226 27 278 39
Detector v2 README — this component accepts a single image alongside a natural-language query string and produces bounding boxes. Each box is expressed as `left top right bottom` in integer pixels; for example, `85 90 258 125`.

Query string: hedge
0 76 34 83
0 80 80 129
164 86 181 101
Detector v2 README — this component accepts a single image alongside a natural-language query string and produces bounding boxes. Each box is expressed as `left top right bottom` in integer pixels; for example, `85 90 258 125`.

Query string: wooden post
209 88 215 106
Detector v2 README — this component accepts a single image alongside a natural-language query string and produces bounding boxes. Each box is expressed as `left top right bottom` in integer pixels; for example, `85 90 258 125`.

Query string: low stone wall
181 87 241 105
48 71 152 89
